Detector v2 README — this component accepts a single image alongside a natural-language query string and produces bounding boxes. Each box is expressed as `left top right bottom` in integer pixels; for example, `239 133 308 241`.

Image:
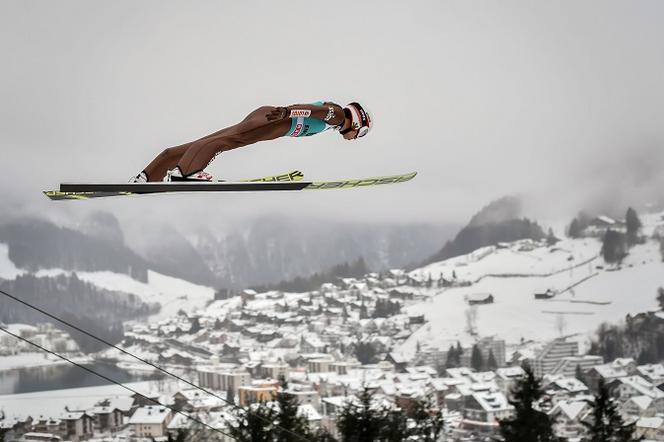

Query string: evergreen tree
487 349 498 371
625 207 642 246
546 228 558 246
359 303 369 320
583 378 636 441
166 429 189 442
189 316 201 334
445 344 458 369
336 387 385 442
381 409 410 442
499 363 559 442
568 218 582 238
354 341 378 365
275 377 310 442
456 341 464 363
471 344 484 371
409 398 445 442
657 287 664 311
226 402 277 442
214 318 223 330
602 229 627 264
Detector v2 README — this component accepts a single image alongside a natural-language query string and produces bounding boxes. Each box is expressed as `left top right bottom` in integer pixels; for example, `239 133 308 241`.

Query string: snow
0 353 92 371
0 243 24 280
410 238 600 283
0 379 181 421
32 269 215 320
399 238 664 358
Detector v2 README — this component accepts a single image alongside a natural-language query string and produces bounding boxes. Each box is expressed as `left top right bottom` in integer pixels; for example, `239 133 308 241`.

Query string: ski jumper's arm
267 102 346 126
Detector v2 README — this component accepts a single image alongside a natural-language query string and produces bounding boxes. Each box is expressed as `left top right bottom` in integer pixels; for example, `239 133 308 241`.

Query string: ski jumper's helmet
341 102 372 139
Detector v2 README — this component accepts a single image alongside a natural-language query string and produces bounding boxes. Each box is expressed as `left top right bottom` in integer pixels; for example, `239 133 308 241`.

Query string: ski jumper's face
342 128 360 140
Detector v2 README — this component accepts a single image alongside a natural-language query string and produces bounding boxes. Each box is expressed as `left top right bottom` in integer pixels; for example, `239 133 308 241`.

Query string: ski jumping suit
143 102 342 181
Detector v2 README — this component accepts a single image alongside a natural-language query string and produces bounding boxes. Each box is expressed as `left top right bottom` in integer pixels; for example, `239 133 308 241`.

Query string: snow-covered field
32 269 215 321
399 237 664 358
0 379 180 420
0 353 92 371
411 238 599 283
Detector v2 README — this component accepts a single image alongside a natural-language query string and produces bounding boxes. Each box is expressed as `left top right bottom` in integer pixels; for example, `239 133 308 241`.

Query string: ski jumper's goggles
340 102 372 139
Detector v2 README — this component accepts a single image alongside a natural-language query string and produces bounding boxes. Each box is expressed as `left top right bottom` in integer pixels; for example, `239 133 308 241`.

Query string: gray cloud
1 0 663 231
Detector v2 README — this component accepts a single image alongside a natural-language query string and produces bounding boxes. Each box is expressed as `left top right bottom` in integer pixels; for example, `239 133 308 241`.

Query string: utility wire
0 326 236 441
0 288 313 442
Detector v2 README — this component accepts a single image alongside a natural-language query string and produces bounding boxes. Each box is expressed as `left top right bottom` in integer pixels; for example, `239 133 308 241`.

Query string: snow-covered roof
128 406 171 425
471 392 510 412
636 416 664 429
550 400 588 421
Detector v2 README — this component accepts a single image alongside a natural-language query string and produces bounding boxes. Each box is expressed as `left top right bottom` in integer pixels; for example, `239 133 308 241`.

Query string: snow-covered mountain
397 211 664 359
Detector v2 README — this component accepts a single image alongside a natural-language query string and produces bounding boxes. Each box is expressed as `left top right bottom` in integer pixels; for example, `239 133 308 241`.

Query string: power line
0 326 236 441
0 288 314 442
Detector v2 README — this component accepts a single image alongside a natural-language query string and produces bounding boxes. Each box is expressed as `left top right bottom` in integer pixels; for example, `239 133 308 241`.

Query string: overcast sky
1 0 663 231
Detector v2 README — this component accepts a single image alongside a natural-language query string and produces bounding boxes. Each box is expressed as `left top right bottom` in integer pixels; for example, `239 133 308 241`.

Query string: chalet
389 289 415 301
408 314 425 325
60 412 94 441
128 406 173 439
466 293 494 305
634 416 664 441
461 392 512 436
621 395 658 418
534 288 557 299
88 405 124 432
548 399 591 440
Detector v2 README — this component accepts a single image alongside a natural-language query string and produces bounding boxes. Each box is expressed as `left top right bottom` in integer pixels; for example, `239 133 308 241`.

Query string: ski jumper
142 102 342 181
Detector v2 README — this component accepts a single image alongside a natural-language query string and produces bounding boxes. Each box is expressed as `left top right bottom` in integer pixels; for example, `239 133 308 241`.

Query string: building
466 293 494 305
198 367 251 393
260 363 290 381
128 406 173 439
308 357 335 373
238 383 278 406
461 392 512 436
60 412 93 441
550 355 603 378
533 339 579 377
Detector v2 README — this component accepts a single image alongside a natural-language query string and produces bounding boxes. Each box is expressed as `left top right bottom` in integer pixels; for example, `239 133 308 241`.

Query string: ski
44 171 416 201
44 170 305 201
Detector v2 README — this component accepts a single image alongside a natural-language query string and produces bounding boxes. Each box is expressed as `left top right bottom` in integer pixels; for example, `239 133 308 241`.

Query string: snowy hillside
31 269 215 321
0 245 214 322
398 213 664 358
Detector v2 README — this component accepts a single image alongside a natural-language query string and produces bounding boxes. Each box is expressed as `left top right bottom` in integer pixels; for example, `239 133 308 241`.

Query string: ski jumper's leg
142 142 192 182
176 106 291 176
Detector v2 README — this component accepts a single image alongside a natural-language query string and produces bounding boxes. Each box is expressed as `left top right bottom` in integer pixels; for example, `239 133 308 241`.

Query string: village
2 212 664 441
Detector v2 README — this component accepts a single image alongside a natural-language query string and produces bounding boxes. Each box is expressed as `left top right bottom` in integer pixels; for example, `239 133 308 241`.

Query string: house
461 391 512 436
128 406 173 439
635 416 664 441
549 399 592 440
238 382 278 406
466 293 494 305
621 395 658 418
534 288 557 299
60 412 94 441
88 405 124 432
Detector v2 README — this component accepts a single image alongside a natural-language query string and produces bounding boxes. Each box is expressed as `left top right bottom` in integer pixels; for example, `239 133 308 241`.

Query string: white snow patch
32 269 214 320
0 243 24 280
0 353 92 371
0 379 181 421
399 239 664 359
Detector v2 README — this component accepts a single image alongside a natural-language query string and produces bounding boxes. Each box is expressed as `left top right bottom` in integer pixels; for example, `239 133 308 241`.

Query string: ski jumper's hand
266 107 289 121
